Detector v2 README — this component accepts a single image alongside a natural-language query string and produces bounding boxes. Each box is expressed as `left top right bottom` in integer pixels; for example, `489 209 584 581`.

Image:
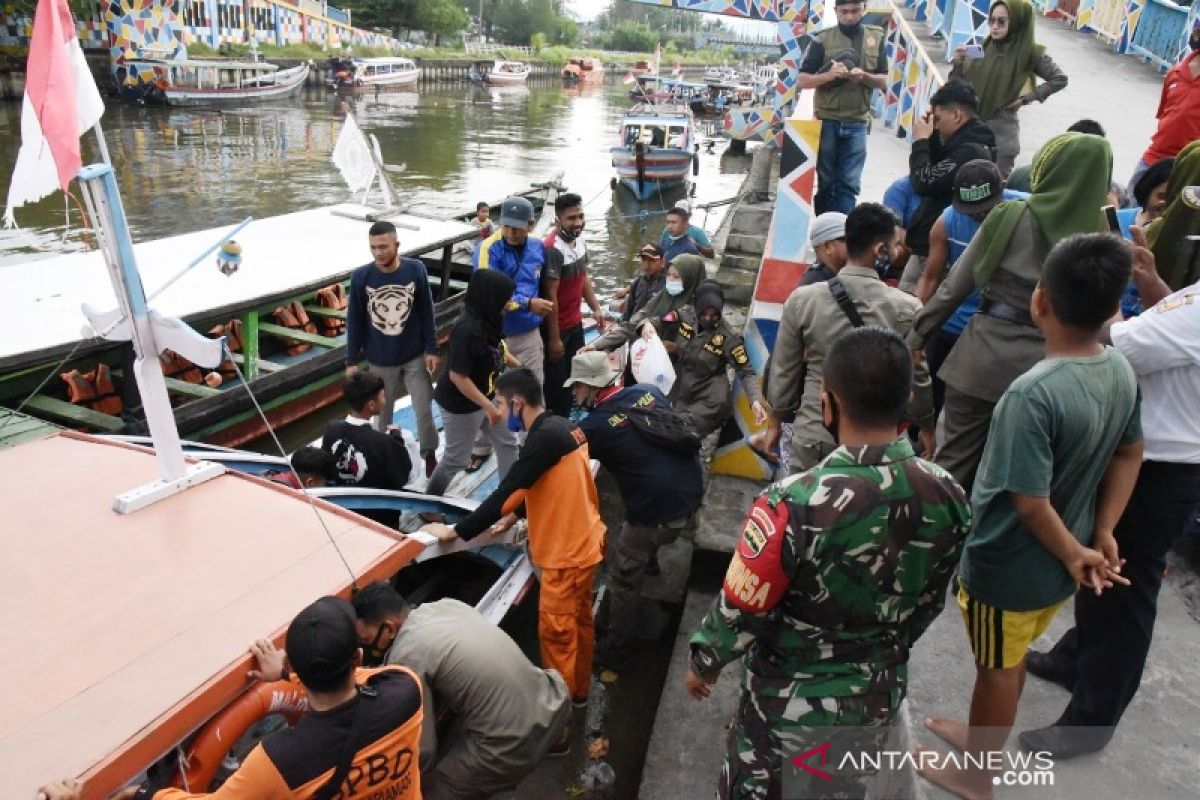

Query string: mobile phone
964 44 985 59
1102 204 1121 233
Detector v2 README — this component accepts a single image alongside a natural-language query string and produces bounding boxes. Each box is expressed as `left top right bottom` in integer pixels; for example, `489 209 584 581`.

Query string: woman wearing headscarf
427 269 519 496
668 280 765 438
908 132 1112 490
583 254 707 354
1113 156 1174 317
1144 140 1200 291
951 0 1067 177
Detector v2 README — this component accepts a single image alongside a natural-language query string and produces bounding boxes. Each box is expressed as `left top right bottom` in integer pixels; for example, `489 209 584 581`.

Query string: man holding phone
797 0 890 215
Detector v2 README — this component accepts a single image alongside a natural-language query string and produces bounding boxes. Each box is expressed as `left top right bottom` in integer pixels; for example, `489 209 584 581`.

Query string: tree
413 0 469 44
554 17 578 46
607 21 658 54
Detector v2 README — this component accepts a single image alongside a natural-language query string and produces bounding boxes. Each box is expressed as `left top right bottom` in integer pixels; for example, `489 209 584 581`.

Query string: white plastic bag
629 332 676 394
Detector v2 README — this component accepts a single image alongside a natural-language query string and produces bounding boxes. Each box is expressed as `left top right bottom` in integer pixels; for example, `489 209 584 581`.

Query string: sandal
463 454 488 474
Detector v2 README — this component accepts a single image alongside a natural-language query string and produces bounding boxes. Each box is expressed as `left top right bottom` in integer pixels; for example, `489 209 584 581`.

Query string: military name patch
731 344 749 365
723 554 773 610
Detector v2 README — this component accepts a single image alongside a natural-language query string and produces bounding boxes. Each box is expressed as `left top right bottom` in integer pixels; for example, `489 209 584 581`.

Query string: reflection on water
0 82 751 298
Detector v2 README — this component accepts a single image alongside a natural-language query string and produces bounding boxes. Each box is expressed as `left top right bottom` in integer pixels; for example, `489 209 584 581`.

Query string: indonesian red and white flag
3 0 105 227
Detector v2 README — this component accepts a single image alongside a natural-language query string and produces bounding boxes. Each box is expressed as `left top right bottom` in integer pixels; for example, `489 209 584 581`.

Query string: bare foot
925 716 970 751
916 753 994 800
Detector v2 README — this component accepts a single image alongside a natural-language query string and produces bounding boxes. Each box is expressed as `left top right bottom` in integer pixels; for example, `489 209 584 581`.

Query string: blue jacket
474 230 545 336
577 385 704 525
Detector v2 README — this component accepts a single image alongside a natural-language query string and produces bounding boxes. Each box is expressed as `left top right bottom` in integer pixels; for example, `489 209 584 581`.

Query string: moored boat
126 59 310 106
328 56 420 91
610 103 696 201
469 59 531 85
561 57 604 83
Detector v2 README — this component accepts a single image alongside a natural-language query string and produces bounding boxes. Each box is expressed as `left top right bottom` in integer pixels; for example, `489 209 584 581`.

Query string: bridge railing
1128 0 1192 70
918 0 1199 71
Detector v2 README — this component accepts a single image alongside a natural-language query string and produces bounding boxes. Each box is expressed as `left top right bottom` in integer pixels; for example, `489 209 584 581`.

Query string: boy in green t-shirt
921 233 1144 799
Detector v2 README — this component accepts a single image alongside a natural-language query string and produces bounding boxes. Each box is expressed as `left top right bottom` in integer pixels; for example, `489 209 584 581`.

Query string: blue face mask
665 279 684 296
506 404 524 433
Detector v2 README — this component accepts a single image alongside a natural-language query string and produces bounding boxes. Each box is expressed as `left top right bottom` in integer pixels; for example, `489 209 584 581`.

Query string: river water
0 79 751 307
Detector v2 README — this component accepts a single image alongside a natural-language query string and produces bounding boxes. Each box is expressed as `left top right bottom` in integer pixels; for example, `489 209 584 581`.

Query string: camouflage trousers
719 686 900 800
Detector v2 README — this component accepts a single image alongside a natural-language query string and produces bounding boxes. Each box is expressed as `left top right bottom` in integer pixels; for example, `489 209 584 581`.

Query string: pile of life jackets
209 318 244 381
60 363 123 416
315 284 347 337
271 301 318 356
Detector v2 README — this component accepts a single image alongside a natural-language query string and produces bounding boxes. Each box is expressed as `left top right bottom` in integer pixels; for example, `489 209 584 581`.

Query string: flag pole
93 124 112 166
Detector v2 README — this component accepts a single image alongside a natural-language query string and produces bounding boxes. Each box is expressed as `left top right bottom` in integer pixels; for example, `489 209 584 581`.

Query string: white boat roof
0 204 476 369
356 57 417 67
136 59 280 71
0 432 424 798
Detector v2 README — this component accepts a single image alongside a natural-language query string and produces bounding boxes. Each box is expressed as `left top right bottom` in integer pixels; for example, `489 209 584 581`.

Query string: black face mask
362 624 393 668
837 20 862 37
822 393 841 443
873 246 892 279
558 226 581 242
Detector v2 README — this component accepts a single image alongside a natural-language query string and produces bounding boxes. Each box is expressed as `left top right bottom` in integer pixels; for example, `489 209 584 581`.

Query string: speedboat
328 56 420 91
469 59 531 85
610 103 696 201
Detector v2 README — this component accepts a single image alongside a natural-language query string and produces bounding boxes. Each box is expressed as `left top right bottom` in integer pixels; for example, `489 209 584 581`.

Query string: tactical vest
812 24 886 123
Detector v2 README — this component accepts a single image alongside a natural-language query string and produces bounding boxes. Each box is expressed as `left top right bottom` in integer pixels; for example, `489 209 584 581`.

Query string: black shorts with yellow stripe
956 581 1066 669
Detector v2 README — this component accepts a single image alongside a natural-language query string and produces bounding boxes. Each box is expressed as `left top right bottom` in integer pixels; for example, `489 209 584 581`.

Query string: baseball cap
809 212 847 247
673 199 693 215
498 196 534 228
638 242 665 259
952 159 1004 215
564 351 619 389
285 596 359 691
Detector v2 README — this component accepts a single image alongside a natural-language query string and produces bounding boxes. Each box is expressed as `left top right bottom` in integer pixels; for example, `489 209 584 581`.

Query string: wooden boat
0 205 479 447
469 59 531 85
690 82 755 118
127 59 310 106
610 103 696 201
328 56 420 91
561 57 604 83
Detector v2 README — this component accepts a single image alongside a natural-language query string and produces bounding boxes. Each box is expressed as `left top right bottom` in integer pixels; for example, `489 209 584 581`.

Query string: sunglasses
639 253 661 260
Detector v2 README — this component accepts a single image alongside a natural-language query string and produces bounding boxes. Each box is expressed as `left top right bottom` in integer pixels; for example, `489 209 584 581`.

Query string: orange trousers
538 563 597 701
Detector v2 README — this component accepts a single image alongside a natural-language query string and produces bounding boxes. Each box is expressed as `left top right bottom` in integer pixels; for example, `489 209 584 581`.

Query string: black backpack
623 405 703 455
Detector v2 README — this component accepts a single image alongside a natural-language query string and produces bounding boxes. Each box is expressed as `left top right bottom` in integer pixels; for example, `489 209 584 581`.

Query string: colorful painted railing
925 0 1198 71
1077 0 1128 42
1128 0 1192 70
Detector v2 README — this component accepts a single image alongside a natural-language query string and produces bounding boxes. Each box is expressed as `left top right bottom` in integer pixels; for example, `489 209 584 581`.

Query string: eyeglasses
988 15 1007 24
638 253 661 260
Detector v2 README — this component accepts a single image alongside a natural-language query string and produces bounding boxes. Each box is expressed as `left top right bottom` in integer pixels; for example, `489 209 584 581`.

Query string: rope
224 342 359 590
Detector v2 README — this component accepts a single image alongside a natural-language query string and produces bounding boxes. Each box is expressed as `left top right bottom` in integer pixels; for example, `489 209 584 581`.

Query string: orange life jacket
315 283 348 337
272 301 318 355
208 319 244 379
60 363 123 416
160 349 203 384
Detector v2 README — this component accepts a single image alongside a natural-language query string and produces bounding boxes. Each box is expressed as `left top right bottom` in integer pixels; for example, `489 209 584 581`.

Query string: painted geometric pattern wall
1 0 402 52
1 9 107 48
106 0 186 69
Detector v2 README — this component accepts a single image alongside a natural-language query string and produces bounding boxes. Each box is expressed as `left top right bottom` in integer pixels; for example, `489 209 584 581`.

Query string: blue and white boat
610 103 696 201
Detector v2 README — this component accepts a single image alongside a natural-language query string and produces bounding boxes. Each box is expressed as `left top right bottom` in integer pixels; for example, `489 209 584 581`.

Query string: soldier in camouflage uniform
685 327 971 800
